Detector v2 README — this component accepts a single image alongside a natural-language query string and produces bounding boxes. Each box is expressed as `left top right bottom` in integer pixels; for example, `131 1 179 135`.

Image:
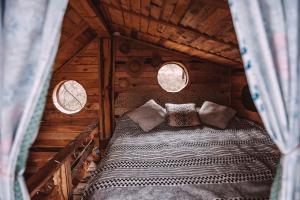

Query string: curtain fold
0 1 68 199
229 0 300 199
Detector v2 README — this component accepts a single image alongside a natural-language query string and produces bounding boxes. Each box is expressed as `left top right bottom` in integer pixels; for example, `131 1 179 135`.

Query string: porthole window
52 80 87 114
157 62 189 92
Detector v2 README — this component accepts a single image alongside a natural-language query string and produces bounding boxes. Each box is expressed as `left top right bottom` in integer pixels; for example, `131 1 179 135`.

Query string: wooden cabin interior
24 0 274 199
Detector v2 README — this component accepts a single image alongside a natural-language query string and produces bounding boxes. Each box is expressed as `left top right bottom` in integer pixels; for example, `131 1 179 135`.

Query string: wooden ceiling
99 0 242 65
54 0 242 71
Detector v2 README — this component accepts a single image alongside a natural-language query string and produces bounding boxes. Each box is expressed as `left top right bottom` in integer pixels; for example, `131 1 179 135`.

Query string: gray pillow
165 103 201 127
127 99 166 132
198 101 236 129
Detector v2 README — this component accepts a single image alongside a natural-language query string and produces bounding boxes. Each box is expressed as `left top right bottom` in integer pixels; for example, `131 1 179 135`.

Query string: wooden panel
230 69 263 125
26 5 101 178
26 40 100 177
114 37 231 116
53 5 98 73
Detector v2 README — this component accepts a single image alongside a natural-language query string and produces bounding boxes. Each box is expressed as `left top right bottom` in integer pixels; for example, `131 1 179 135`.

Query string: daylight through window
157 62 189 92
52 80 87 114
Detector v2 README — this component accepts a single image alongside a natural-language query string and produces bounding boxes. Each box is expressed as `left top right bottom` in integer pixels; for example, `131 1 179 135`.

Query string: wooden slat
141 0 151 16
150 3 162 19
108 6 125 26
169 0 191 25
161 0 177 22
130 0 141 13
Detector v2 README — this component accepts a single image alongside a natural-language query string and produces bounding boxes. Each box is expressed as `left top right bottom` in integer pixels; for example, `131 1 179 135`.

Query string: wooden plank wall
53 5 96 72
114 37 231 116
25 40 100 177
230 68 263 124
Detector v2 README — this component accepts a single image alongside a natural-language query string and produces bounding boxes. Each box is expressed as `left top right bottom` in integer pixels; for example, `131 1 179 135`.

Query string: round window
52 80 87 114
157 62 189 92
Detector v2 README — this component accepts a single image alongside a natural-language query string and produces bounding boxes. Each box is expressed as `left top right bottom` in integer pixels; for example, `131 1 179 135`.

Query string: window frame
157 61 189 93
52 80 87 114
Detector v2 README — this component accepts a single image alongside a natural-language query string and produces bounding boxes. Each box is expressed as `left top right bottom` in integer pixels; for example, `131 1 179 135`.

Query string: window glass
157 62 189 92
52 80 87 114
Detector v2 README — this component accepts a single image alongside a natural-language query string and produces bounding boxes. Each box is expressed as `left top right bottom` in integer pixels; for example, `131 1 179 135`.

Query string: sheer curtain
229 0 300 199
0 1 68 199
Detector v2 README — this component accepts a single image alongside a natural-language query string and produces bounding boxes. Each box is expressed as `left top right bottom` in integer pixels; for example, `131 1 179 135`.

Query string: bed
82 116 279 200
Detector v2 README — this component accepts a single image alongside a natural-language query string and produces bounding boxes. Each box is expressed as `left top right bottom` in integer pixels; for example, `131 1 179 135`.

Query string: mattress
82 116 280 200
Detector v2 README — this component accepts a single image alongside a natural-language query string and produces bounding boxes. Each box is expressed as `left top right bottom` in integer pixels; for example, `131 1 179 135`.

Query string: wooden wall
230 68 263 124
26 40 100 177
53 5 96 72
114 37 231 116
25 37 261 180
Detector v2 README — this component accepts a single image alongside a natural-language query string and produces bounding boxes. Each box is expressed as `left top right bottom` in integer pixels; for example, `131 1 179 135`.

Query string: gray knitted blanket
83 116 279 200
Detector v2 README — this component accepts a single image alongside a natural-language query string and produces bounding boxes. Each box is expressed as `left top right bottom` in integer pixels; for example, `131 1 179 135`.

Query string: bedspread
83 117 279 200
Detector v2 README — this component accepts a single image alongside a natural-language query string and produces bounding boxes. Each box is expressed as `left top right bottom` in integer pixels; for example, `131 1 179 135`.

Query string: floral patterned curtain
0 1 68 199
229 0 300 199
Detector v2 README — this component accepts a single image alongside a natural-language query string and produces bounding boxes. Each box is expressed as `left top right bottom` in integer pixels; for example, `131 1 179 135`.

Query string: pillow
127 99 167 132
165 103 200 127
198 101 236 129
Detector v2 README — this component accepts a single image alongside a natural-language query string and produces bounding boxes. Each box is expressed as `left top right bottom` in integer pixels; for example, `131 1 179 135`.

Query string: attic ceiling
99 0 242 65
54 0 242 72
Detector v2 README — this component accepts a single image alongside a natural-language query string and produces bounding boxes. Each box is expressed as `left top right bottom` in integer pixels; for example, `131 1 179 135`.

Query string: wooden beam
98 38 105 140
101 2 238 48
103 38 114 138
69 0 110 37
111 37 116 132
99 38 114 140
